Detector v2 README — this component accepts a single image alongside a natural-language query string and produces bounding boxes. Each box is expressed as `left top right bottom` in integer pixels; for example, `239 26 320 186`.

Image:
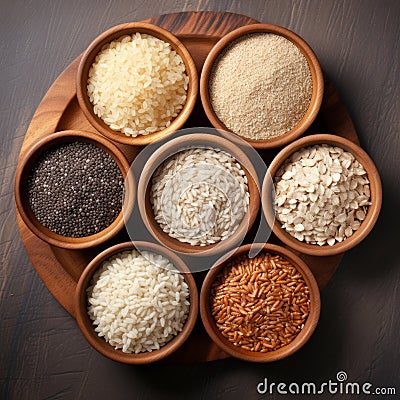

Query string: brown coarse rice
211 252 310 352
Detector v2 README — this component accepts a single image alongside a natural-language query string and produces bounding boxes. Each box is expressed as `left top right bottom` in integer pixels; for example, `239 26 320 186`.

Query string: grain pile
209 33 312 140
87 249 190 354
211 252 310 352
87 33 189 137
274 144 371 245
27 141 124 237
150 148 250 246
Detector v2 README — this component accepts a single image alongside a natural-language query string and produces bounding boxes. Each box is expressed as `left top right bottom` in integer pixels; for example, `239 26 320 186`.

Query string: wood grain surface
15 11 362 365
1 2 400 400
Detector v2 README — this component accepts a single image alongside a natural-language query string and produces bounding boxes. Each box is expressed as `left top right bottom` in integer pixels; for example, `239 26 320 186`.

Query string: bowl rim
76 21 199 146
74 240 199 364
262 133 382 256
200 243 321 362
136 132 261 256
14 130 135 250
200 23 324 149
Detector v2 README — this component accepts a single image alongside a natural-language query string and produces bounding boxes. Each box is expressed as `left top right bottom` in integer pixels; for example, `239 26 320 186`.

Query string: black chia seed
27 140 124 237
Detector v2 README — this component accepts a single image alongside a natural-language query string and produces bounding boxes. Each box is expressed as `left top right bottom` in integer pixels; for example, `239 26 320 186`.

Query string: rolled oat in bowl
274 144 371 246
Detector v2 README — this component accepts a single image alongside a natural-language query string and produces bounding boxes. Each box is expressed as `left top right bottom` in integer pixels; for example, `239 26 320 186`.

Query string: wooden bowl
137 133 261 256
14 130 135 250
200 243 320 362
262 134 382 256
74 241 198 364
76 22 198 146
200 23 324 149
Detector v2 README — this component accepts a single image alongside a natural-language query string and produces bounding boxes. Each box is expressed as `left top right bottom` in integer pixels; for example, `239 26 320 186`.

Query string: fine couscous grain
209 33 312 140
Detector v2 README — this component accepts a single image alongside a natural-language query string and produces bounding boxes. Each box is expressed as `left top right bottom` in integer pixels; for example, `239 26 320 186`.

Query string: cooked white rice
87 249 190 353
87 33 189 137
150 148 250 246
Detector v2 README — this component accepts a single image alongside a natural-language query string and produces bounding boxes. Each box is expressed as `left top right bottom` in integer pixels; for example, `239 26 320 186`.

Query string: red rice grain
210 252 310 352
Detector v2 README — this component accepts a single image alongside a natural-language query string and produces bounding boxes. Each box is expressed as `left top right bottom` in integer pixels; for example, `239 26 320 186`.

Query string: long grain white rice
87 249 190 353
87 33 189 137
150 148 250 246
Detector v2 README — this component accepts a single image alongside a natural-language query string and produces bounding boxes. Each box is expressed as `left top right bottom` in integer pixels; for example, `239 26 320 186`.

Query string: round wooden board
16 11 360 363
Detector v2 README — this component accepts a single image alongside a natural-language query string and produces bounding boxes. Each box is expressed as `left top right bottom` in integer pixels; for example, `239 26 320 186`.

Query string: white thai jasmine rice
87 33 189 137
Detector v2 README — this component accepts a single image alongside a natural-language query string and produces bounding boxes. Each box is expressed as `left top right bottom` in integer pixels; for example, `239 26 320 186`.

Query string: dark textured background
1 1 399 399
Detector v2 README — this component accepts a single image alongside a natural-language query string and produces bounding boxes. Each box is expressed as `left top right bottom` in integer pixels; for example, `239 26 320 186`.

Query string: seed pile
150 148 250 246
87 249 190 353
211 252 310 352
87 33 189 137
27 141 124 237
209 33 312 140
274 144 371 246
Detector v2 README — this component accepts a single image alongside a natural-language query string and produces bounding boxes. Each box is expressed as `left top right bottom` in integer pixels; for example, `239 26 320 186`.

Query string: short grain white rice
87 249 190 353
87 33 189 137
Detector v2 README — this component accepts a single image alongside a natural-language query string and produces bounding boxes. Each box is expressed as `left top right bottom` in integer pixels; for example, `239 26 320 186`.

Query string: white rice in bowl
87 32 189 137
87 249 190 354
150 147 250 246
